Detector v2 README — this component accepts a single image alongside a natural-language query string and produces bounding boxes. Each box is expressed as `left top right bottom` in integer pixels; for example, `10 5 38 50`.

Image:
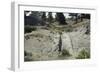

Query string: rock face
24 19 90 61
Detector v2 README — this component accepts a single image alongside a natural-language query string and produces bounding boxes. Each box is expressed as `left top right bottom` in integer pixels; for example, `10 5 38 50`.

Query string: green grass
76 49 90 59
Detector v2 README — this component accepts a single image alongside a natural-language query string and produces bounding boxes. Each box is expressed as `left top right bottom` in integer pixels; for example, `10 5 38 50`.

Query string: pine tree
42 12 46 21
56 13 66 24
48 12 53 23
69 13 78 24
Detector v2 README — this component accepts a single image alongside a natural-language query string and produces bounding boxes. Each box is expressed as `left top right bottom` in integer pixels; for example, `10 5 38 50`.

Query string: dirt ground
24 19 90 61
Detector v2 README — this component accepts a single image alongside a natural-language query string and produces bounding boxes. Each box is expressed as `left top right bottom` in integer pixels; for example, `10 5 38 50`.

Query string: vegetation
76 49 90 59
24 51 33 61
58 49 71 60
48 12 53 23
85 25 90 34
24 11 90 61
42 12 46 21
24 26 37 33
56 13 67 24
61 49 71 56
69 13 78 24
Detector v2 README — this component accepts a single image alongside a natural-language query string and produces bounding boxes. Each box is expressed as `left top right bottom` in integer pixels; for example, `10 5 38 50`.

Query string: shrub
76 49 90 59
24 26 37 33
24 51 33 61
61 49 71 56
24 51 32 56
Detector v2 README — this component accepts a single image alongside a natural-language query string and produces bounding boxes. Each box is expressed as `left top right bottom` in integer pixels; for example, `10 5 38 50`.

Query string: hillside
24 19 90 61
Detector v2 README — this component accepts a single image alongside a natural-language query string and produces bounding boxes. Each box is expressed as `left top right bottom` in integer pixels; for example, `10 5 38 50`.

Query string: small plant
24 51 33 61
61 49 71 56
76 49 90 59
24 26 37 33
24 51 32 56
